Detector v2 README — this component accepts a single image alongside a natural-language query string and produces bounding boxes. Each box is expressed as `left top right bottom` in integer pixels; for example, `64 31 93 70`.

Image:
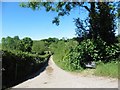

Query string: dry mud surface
13 56 118 88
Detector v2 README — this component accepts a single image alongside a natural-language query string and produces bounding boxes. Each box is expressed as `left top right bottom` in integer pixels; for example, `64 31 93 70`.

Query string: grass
94 61 119 78
53 54 69 71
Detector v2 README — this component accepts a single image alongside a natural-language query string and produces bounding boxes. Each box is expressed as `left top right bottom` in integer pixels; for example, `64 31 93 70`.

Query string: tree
18 37 33 52
32 41 47 54
13 36 20 50
98 2 116 44
42 38 59 45
2 38 6 50
22 37 33 52
2 36 33 52
2 36 21 50
2 36 14 50
20 2 118 44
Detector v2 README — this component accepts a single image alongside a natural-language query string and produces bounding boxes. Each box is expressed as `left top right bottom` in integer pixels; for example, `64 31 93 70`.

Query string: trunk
89 2 98 40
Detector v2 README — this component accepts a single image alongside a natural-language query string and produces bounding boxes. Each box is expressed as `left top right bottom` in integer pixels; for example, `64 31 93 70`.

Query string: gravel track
13 56 118 88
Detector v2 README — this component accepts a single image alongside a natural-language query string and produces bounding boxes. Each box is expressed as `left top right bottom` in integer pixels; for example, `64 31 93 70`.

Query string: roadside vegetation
50 36 120 78
2 36 51 89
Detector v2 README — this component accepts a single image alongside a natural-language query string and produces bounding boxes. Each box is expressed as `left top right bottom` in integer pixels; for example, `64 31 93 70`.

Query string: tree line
2 36 33 52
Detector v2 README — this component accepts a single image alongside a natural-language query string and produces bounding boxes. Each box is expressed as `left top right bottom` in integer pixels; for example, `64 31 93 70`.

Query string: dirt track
13 56 118 88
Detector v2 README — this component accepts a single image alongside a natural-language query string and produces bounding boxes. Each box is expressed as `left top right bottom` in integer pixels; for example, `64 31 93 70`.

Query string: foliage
74 18 89 38
1 36 52 89
49 39 79 71
41 37 59 44
63 39 97 69
2 36 33 52
117 2 120 18
32 38 59 55
95 38 120 62
20 2 84 25
117 35 120 47
74 2 117 44
32 40 48 55
97 2 116 44
19 37 33 52
63 38 120 69
2 49 50 89
2 36 20 50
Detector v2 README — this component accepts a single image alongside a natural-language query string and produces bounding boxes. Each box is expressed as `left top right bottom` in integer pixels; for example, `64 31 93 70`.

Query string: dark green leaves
52 17 60 26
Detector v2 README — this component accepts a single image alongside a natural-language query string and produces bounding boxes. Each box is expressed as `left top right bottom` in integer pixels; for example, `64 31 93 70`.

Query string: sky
2 2 89 41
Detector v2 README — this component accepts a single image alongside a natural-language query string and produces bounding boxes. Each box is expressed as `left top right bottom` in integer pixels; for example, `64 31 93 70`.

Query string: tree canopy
20 2 119 44
2 36 33 52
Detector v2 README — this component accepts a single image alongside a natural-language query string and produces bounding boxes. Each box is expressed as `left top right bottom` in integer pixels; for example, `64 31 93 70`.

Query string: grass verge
94 61 119 78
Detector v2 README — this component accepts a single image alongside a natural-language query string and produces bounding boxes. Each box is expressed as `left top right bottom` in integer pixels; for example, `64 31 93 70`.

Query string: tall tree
13 36 20 50
2 38 6 50
97 2 116 44
20 2 118 44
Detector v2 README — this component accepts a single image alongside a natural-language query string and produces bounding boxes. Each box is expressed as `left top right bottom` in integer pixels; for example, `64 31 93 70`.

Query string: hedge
2 50 50 89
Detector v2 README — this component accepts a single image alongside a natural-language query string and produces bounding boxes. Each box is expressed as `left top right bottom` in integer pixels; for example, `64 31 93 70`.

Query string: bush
50 40 79 71
63 39 97 70
32 41 48 55
63 38 120 70
95 38 120 62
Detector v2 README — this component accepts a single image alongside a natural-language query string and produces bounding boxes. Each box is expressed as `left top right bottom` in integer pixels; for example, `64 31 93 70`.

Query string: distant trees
2 36 33 52
32 41 47 54
2 36 20 50
42 38 59 45
13 36 20 50
32 38 59 54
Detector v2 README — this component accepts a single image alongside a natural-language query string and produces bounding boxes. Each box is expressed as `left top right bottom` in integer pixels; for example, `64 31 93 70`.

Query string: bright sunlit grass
94 61 119 78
